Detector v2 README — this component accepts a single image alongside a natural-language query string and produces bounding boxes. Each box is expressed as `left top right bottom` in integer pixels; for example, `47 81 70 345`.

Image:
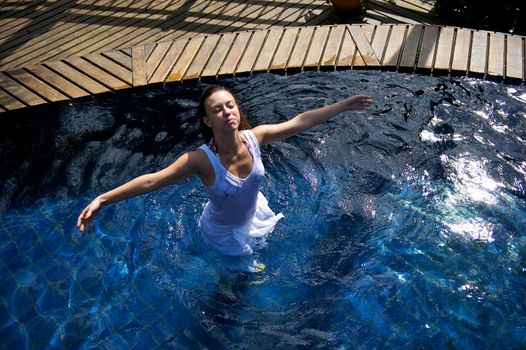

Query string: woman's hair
198 85 252 143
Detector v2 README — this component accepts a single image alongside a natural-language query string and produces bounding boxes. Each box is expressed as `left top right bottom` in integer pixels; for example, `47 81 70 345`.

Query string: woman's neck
212 130 243 156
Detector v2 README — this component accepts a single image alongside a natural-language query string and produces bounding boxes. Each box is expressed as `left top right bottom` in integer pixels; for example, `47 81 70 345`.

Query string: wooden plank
288 26 315 68
253 29 283 72
0 0 135 69
347 25 380 66
166 36 205 82
304 26 331 68
103 49 132 70
108 0 229 53
66 56 130 90
149 40 186 83
146 41 173 81
0 1 89 43
270 28 299 70
219 32 252 75
184 35 221 80
236 30 267 73
383 24 407 67
371 25 390 63
5 69 68 102
202 33 236 77
132 46 147 86
84 52 133 87
399 25 423 68
487 33 505 77
0 72 46 106
417 25 439 69
79 0 202 56
320 25 345 68
506 35 524 80
44 60 109 95
0 0 58 33
434 27 455 71
24 65 88 99
451 29 471 72
338 27 358 67
0 87 26 110
470 31 488 74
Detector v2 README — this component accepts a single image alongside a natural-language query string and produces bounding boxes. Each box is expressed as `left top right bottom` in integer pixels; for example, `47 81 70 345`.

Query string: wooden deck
0 0 524 113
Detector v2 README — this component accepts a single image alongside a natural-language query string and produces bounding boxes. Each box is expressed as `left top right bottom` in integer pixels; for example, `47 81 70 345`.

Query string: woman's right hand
77 197 103 232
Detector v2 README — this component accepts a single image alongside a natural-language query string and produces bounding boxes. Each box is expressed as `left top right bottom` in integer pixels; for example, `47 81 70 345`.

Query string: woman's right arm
77 150 207 232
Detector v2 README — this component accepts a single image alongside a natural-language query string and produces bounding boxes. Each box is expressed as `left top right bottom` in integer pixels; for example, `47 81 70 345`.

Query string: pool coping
0 24 524 113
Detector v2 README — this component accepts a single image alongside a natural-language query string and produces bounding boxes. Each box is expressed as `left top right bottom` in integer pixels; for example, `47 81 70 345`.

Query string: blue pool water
1 70 525 349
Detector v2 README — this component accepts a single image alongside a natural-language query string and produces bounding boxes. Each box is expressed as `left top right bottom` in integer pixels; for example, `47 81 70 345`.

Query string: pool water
1 70 525 349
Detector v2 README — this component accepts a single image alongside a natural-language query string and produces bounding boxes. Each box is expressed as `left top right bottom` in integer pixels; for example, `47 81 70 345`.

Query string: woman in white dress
77 86 372 258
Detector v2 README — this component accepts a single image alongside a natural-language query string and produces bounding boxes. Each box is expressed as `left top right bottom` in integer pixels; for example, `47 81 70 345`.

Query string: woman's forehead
206 90 235 105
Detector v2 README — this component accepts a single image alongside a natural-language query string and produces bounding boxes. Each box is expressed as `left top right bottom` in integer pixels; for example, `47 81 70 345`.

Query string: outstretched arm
252 95 372 145
77 150 206 232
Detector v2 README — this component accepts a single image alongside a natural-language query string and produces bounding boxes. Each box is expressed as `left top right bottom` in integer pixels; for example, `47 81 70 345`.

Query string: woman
77 86 373 257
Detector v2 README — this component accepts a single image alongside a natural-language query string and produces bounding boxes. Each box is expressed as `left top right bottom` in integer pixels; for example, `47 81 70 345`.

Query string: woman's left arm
252 95 372 145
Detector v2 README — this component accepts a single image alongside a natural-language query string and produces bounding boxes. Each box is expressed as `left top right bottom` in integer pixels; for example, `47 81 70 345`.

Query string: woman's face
203 90 241 132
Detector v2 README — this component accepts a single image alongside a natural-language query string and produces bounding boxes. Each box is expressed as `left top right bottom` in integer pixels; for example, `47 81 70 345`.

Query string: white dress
198 130 284 256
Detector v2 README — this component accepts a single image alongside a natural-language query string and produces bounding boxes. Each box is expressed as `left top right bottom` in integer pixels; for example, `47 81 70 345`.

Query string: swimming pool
1 70 525 349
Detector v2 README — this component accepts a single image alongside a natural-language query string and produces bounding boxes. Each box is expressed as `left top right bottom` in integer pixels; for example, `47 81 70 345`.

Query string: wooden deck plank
219 32 252 75
320 25 345 68
202 33 237 77
145 41 173 82
0 1 83 42
417 25 439 69
166 36 205 82
35 0 182 65
0 0 56 29
506 35 524 80
371 25 390 63
399 25 423 68
236 30 267 73
149 41 185 84
0 72 46 106
103 49 132 71
270 28 299 71
470 31 488 74
451 29 471 73
106 0 247 54
131 45 147 86
253 29 283 72
184 35 221 80
267 0 327 28
383 24 407 67
89 0 216 57
4 69 68 102
304 26 331 68
487 33 505 77
338 27 358 67
24 65 89 98
288 26 315 68
66 56 131 90
84 53 133 87
347 25 381 66
44 60 109 95
0 87 26 110
0 0 134 69
434 27 455 71
248 0 319 30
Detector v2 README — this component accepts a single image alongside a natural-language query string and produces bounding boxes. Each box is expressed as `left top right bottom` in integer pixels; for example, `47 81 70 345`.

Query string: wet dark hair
198 85 252 143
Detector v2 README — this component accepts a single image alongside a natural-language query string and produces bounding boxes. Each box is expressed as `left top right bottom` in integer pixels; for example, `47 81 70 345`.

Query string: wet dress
198 130 284 256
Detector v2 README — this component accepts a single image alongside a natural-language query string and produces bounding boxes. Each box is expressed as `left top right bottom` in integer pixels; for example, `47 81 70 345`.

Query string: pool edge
0 24 524 113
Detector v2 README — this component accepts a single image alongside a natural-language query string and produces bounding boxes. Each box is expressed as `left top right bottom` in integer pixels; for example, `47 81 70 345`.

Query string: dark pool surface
1 70 526 349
